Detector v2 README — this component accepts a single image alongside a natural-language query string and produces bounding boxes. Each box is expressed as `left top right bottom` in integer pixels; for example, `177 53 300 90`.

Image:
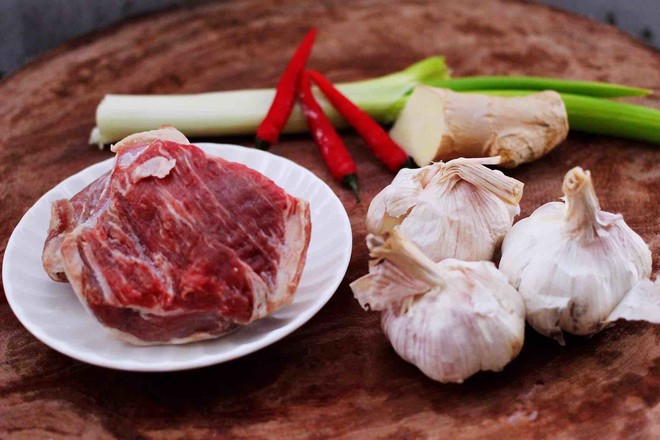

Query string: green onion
473 90 660 144
428 76 651 97
91 57 449 144
91 54 658 146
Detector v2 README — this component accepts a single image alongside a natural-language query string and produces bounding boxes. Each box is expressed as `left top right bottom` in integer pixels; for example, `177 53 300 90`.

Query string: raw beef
42 128 311 345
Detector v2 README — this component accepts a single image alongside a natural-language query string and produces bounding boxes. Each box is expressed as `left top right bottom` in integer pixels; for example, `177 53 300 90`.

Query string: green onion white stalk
91 57 449 145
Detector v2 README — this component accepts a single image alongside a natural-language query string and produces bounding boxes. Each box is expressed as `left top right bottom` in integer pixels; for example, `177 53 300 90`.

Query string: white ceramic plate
3 143 352 372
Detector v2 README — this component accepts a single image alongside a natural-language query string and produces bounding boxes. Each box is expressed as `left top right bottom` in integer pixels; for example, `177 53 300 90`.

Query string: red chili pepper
307 70 412 172
255 29 317 150
298 71 360 201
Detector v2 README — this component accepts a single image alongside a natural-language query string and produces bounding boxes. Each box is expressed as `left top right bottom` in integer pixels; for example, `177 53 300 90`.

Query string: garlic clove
608 279 660 324
384 168 427 218
524 295 571 345
398 173 518 261
351 230 526 383
365 187 389 235
500 167 654 343
365 157 523 262
365 167 432 235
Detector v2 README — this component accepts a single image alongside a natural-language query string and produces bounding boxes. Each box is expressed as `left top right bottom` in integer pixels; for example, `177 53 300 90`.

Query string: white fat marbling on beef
111 125 190 153
131 157 176 182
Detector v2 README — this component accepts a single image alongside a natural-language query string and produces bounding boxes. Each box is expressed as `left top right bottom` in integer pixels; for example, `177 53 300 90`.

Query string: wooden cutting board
1 0 658 438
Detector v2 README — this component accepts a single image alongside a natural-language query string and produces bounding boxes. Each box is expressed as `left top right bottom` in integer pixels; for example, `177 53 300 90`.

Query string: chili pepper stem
343 174 361 202
254 138 271 150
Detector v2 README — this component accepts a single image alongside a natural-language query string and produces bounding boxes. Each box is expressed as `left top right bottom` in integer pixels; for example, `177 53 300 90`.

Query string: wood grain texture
0 0 659 438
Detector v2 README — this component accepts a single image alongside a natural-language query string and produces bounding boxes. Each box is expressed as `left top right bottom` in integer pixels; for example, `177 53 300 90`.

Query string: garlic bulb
366 157 523 262
351 230 525 383
500 167 658 344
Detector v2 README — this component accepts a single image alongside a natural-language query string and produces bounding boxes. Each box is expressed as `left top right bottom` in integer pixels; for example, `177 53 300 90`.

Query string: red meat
42 129 311 345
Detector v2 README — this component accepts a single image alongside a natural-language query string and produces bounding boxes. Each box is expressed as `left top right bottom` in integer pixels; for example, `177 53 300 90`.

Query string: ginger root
390 86 569 167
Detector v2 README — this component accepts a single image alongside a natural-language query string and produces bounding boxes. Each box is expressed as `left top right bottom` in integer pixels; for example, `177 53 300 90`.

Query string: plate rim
2 142 352 372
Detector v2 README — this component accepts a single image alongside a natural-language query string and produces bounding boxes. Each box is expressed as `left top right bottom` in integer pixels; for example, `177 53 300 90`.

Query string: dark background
0 0 657 78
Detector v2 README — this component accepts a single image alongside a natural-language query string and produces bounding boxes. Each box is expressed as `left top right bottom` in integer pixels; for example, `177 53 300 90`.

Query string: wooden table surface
1 0 659 438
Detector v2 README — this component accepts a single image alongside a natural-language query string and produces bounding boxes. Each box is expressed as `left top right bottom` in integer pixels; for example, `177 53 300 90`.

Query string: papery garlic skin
366 157 523 262
500 167 652 343
351 230 525 383
381 260 525 383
